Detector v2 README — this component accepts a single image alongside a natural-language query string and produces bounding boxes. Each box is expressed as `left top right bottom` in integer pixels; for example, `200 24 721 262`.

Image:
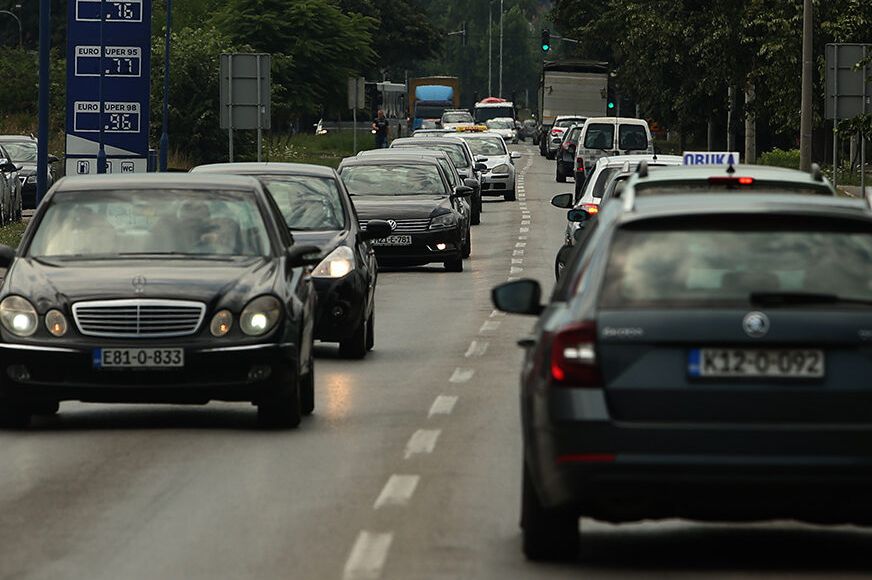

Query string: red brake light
581 203 599 215
708 176 755 185
549 321 602 388
738 177 754 185
551 129 561 136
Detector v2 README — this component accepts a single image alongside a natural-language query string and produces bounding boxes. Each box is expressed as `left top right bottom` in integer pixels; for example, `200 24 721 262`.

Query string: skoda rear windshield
599 219 872 309
634 181 833 196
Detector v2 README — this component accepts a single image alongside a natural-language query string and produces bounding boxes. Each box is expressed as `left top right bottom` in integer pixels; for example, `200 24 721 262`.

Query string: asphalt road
2 145 871 580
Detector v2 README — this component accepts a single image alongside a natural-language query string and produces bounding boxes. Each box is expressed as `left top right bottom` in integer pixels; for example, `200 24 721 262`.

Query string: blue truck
408 77 460 131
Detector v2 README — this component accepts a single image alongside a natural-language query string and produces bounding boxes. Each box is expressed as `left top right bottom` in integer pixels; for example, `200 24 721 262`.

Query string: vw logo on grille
131 275 147 295
387 220 398 231
742 311 769 338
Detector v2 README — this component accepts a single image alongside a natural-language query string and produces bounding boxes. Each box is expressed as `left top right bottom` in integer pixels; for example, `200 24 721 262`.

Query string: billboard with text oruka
65 0 152 176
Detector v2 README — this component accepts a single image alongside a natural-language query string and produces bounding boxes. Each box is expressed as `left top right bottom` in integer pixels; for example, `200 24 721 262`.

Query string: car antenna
652 152 658 161
726 154 736 175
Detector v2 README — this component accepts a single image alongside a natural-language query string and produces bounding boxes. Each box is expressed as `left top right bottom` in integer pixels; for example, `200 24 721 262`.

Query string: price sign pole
66 0 153 176
37 0 50 203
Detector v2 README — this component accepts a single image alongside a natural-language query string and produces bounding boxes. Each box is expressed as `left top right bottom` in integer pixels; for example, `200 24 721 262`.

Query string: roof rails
622 183 637 212
637 160 649 178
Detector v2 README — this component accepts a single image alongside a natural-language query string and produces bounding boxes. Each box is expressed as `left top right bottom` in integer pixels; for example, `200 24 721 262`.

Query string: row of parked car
0 135 59 224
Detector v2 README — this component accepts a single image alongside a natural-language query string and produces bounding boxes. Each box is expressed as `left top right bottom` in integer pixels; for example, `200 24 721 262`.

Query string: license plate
373 235 412 246
94 348 184 369
689 348 824 378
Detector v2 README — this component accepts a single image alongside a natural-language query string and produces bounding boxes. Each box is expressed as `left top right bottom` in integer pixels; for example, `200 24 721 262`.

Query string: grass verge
0 220 27 249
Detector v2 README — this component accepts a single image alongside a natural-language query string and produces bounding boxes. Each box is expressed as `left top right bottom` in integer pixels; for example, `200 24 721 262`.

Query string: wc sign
682 152 742 166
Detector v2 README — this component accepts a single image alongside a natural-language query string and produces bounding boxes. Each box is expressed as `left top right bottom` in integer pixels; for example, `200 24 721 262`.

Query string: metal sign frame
825 43 871 191
220 53 271 162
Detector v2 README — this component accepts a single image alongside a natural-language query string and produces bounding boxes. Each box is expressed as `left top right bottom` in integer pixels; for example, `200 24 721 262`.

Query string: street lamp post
498 0 503 98
0 10 22 48
36 0 49 203
799 0 813 171
487 2 492 97
159 0 172 172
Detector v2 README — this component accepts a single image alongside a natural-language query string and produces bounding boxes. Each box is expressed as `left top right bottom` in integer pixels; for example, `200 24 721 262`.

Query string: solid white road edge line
343 531 393 580
373 475 420 510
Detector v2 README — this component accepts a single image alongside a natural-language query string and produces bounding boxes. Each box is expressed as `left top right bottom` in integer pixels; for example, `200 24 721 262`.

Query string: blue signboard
66 0 152 175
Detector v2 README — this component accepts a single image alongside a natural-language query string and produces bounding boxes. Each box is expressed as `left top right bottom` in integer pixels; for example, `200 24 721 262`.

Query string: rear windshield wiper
750 292 872 307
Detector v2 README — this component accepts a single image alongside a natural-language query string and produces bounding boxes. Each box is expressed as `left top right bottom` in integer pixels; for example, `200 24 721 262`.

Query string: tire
574 180 583 200
444 255 463 272
0 400 31 429
555 244 572 280
300 352 315 416
504 189 516 202
339 316 367 359
462 228 471 259
365 310 374 352
545 150 555 161
521 463 579 562
471 196 481 225
257 365 302 429
31 400 60 416
556 165 566 183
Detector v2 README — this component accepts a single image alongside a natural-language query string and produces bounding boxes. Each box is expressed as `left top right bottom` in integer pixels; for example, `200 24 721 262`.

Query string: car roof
584 117 648 124
454 132 504 139
618 194 870 225
357 149 451 160
555 115 586 120
53 173 262 192
633 164 827 184
595 154 683 168
338 156 442 168
476 101 514 107
191 162 336 178
394 136 467 146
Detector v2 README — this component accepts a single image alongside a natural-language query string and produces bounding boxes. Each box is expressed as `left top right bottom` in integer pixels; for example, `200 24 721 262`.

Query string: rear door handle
517 337 537 348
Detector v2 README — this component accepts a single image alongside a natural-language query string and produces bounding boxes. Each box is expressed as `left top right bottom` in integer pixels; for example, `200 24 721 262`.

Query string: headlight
26 175 37 184
45 309 68 337
430 212 457 230
240 296 282 336
492 164 510 174
312 246 355 279
210 309 233 337
0 296 38 337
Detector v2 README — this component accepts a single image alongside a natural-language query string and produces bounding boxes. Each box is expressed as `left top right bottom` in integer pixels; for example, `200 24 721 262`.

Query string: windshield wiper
750 291 872 307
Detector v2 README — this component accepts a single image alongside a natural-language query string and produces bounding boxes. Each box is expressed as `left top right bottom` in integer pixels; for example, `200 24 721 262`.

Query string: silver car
456 132 521 202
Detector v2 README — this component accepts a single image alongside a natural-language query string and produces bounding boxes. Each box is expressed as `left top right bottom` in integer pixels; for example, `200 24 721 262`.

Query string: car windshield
618 124 649 150
341 164 446 196
474 106 514 123
462 137 507 156
395 142 468 168
635 181 833 196
584 123 615 149
442 112 472 123
486 119 513 130
28 189 271 259
2 141 37 163
600 225 872 308
260 175 346 231
556 118 583 128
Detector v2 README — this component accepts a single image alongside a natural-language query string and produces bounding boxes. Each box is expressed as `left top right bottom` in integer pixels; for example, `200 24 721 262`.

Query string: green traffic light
542 44 550 51
608 102 615 109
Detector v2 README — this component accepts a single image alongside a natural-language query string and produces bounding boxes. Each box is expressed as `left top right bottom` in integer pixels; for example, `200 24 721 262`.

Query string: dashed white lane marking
428 395 458 417
515 242 527 248
507 276 520 281
480 320 501 333
512 258 523 264
404 429 441 459
374 475 420 510
449 367 475 384
343 531 393 580
513 249 525 256
489 309 505 318
519 235 528 240
465 340 489 358
520 227 529 233
510 266 524 275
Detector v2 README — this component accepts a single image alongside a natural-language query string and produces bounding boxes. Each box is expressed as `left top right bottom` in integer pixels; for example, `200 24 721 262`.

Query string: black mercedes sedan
0 174 321 429
0 135 57 211
337 156 472 272
191 162 391 359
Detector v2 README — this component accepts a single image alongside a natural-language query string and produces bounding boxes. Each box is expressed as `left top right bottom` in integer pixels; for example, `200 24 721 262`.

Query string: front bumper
0 341 296 404
313 272 368 342
527 389 872 524
372 227 462 266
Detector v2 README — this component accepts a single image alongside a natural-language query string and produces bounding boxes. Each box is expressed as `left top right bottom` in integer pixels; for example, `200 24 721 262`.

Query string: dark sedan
0 174 321 429
494 193 872 561
191 162 390 359
0 135 57 210
338 157 472 272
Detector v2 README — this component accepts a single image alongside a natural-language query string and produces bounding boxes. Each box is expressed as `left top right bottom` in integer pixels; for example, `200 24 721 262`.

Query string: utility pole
36 0 49 203
498 0 503 98
159 0 172 172
487 2 492 97
799 0 813 171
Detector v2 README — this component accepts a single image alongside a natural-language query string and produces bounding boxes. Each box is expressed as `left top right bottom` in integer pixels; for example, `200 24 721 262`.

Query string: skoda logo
132 275 147 295
387 220 398 231
742 311 769 338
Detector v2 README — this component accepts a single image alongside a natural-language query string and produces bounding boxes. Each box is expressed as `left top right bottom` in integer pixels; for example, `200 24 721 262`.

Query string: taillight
709 176 754 186
551 129 560 136
581 203 599 216
549 321 602 388
576 159 585 172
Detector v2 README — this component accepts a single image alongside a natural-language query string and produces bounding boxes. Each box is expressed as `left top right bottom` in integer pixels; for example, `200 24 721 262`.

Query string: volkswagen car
0 174 321 429
191 162 391 359
338 156 472 272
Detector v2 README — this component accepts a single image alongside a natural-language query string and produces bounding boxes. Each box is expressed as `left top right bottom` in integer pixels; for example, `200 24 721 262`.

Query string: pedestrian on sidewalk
372 109 389 149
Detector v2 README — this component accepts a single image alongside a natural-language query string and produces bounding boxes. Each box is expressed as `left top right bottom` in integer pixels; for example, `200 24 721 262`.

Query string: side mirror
452 185 473 198
0 162 16 173
359 219 392 241
567 208 591 223
475 155 488 163
48 154 60 164
0 245 16 268
463 178 479 189
286 244 322 268
491 279 544 316
510 152 522 159
474 163 488 172
550 193 574 209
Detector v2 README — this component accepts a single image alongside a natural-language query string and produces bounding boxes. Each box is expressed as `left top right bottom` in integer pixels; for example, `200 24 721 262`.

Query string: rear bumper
527 389 872 524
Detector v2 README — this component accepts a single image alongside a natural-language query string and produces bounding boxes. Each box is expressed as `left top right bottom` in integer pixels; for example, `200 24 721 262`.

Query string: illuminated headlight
429 212 457 230
492 164 510 174
26 175 37 184
312 246 354 279
210 309 233 337
0 296 38 337
240 296 282 336
45 309 68 337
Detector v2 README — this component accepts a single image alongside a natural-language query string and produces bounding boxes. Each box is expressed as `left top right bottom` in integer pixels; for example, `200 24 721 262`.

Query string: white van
575 117 654 173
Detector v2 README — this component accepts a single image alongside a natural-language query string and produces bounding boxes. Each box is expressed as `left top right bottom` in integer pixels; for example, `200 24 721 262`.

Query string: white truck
539 60 609 129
